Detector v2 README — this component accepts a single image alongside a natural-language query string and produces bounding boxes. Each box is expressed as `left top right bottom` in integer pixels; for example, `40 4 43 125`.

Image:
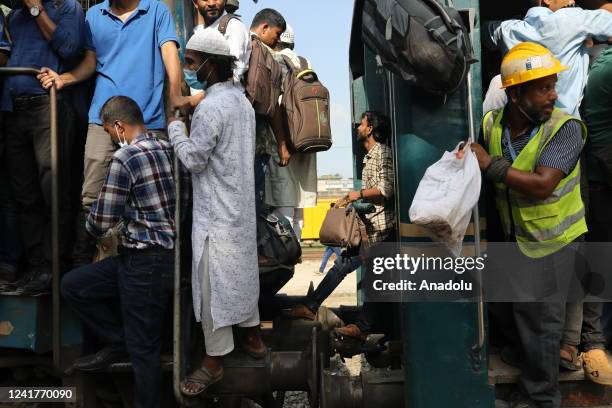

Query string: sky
238 0 355 178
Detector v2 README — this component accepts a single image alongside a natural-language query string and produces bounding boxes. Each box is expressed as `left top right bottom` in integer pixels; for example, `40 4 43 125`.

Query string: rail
462 9 486 355
0 67 61 370
171 118 191 407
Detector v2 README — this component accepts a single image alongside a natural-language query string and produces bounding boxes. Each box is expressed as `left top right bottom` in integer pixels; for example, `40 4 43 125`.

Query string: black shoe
0 270 36 294
19 273 52 296
0 262 17 282
73 346 129 372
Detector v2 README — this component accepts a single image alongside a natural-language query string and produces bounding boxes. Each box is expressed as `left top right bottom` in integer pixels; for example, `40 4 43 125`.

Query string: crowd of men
3 0 612 407
0 0 328 406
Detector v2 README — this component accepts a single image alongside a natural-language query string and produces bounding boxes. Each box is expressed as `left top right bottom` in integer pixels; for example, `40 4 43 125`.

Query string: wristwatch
29 4 42 17
359 190 364 199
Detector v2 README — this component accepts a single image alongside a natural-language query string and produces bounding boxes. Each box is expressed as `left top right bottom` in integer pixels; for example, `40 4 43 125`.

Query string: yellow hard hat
500 42 567 89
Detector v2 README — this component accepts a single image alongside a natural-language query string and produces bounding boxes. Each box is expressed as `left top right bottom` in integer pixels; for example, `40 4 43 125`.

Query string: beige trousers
199 239 260 356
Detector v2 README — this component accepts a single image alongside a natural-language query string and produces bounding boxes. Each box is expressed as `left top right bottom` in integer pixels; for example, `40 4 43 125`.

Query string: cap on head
186 29 232 57
280 23 294 45
500 42 567 88
225 0 239 11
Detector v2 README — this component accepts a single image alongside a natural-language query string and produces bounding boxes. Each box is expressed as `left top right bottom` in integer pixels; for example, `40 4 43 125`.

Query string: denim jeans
61 247 174 408
319 246 342 273
306 254 362 312
254 153 270 216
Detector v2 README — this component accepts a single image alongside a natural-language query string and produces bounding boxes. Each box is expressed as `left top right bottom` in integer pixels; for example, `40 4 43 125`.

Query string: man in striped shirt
61 96 175 408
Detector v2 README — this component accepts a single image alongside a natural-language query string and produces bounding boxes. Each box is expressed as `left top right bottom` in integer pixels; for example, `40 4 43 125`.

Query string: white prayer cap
280 24 294 45
186 29 232 57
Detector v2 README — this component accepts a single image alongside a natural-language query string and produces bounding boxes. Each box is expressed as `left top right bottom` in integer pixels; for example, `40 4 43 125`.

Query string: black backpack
362 0 477 95
257 208 301 269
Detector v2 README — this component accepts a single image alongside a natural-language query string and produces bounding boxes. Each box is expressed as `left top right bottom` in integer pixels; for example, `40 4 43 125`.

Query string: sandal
180 366 224 396
560 344 582 371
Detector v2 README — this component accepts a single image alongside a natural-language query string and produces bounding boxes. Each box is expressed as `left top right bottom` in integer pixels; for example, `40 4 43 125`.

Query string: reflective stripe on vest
482 108 588 258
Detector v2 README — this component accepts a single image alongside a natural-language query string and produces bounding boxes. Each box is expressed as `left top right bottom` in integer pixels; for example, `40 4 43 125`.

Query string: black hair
99 96 144 126
198 52 236 82
362 111 391 144
526 0 541 7
250 8 286 31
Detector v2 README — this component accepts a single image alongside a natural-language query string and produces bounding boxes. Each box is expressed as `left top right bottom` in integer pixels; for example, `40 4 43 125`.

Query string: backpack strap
282 54 316 79
217 13 240 35
297 56 309 70
281 54 298 71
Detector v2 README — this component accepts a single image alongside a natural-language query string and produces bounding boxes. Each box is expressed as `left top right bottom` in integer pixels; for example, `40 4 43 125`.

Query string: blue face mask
183 58 210 91
183 68 204 90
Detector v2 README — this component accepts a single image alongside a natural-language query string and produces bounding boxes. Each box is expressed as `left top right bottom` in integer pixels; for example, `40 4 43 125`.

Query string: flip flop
180 366 224 397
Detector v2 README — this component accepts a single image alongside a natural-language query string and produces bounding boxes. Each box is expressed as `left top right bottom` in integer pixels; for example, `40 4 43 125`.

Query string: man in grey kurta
168 29 265 395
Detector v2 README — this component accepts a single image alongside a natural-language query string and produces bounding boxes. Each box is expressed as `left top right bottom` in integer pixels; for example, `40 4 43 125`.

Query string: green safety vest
482 108 588 258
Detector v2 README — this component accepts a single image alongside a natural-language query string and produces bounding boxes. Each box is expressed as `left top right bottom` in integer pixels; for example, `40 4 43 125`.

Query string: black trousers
4 95 74 267
61 247 174 408
512 241 579 408
587 181 612 345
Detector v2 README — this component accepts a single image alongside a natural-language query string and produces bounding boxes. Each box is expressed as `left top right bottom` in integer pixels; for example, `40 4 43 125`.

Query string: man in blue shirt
38 0 190 268
0 0 84 294
487 0 612 117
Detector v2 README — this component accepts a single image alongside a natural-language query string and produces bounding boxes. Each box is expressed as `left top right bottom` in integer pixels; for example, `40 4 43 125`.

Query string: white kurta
169 81 258 330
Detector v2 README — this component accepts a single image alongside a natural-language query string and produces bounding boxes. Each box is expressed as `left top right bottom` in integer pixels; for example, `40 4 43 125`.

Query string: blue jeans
306 254 362 312
319 246 342 273
61 247 173 408
254 153 270 216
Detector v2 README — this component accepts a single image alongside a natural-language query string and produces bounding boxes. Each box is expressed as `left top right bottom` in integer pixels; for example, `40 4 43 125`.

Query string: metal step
490 353 612 407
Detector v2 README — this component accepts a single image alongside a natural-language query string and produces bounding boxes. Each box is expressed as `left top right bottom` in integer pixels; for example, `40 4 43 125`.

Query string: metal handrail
171 131 190 406
462 9 486 355
0 67 61 370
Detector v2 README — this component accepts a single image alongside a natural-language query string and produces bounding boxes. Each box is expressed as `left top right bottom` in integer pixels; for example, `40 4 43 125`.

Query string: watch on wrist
29 5 42 17
359 190 364 199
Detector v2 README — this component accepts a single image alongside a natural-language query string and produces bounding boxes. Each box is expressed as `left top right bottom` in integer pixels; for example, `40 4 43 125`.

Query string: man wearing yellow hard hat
471 42 612 407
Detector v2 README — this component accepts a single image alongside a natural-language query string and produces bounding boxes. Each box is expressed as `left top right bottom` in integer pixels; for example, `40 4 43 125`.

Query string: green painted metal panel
350 0 494 406
0 297 81 353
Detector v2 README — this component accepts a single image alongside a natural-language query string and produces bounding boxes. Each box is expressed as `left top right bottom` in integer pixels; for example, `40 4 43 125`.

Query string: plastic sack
409 142 481 256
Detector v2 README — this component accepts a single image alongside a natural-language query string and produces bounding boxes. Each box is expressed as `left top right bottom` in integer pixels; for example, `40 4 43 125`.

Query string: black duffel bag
257 207 301 269
362 0 477 95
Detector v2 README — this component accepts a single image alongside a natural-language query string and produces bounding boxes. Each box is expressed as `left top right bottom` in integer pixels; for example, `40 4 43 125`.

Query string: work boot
583 348 612 385
72 208 96 269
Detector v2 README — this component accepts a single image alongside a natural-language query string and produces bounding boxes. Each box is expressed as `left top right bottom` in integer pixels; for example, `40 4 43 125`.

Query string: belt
12 93 59 110
118 245 173 255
